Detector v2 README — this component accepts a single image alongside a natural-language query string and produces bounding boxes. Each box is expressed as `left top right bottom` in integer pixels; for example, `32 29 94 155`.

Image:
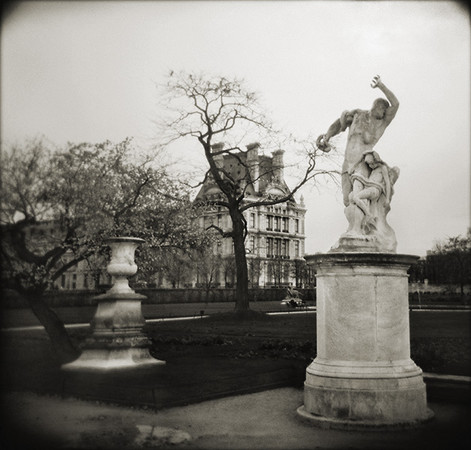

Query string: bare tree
158 71 333 314
160 249 193 288
267 257 290 287
248 257 262 288
292 258 307 289
192 241 222 300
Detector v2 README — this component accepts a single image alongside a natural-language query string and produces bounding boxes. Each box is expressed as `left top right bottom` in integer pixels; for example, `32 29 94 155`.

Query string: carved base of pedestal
298 358 433 429
297 404 434 431
62 332 165 371
62 347 165 371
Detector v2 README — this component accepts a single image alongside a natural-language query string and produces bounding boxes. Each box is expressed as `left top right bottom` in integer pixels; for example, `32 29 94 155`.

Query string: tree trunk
25 293 80 364
230 209 250 312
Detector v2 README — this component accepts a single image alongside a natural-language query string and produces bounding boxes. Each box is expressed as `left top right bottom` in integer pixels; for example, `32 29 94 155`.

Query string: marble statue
316 75 400 252
299 77 432 428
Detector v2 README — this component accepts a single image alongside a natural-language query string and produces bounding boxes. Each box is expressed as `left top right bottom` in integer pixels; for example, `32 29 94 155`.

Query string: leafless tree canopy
156 71 337 312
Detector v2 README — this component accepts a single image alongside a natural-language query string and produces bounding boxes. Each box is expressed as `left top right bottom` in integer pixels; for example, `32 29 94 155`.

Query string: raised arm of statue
371 75 399 125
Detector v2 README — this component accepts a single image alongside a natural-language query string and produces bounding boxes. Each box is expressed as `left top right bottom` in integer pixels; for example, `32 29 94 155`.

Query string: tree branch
206 224 234 239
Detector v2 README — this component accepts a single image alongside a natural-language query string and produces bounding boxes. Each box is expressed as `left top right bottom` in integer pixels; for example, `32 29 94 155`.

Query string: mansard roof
194 144 294 204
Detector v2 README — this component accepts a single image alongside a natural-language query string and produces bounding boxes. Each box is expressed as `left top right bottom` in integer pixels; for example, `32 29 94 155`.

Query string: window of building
274 239 280 256
282 217 289 232
295 219 300 233
274 216 280 231
294 241 300 257
250 213 256 228
267 237 274 257
249 236 256 253
266 215 273 231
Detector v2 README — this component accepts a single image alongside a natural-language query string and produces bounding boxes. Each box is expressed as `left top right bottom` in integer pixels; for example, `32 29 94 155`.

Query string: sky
1 0 470 256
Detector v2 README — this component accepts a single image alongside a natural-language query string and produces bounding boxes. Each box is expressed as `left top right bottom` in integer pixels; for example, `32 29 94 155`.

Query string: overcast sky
1 0 470 256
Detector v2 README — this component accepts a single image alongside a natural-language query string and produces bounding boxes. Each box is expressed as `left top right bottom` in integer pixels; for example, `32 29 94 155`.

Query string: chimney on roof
246 142 260 193
211 142 224 153
211 142 224 173
272 149 285 182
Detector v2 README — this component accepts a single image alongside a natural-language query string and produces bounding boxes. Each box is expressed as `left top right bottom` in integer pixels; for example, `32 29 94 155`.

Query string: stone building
193 142 306 288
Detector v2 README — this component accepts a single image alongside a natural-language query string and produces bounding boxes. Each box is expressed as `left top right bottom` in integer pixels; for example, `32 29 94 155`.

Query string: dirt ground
2 388 471 450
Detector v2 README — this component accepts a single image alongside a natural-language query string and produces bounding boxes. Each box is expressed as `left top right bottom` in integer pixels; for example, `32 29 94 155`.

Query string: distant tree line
408 231 471 295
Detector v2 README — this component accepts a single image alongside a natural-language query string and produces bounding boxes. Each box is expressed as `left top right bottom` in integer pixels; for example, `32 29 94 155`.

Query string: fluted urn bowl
105 237 144 294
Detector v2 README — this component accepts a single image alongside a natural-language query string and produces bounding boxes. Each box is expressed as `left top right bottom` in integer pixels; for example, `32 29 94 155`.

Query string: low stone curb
423 372 471 404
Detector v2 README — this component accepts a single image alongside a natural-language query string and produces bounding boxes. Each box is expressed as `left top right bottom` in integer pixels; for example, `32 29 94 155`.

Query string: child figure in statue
344 151 400 251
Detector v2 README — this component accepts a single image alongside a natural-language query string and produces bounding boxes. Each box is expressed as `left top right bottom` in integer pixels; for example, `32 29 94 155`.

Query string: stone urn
105 237 143 295
62 237 165 370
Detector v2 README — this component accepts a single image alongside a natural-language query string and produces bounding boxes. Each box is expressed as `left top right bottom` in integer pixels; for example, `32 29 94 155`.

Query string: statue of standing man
317 76 400 252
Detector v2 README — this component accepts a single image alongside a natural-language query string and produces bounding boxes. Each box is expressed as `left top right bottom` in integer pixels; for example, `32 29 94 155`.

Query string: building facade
194 142 307 288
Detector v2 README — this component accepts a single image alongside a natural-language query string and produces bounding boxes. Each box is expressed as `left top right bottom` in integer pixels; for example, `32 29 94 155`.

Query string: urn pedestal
62 237 164 371
297 253 433 429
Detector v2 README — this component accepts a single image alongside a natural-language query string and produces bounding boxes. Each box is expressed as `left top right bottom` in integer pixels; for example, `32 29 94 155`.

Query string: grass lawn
146 310 471 377
1 310 469 411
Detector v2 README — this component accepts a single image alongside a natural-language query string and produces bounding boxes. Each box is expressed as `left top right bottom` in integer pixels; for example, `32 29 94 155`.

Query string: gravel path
3 388 471 449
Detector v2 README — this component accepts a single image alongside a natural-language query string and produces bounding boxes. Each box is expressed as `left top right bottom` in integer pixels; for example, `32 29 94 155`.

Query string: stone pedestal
62 237 164 371
298 253 433 429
